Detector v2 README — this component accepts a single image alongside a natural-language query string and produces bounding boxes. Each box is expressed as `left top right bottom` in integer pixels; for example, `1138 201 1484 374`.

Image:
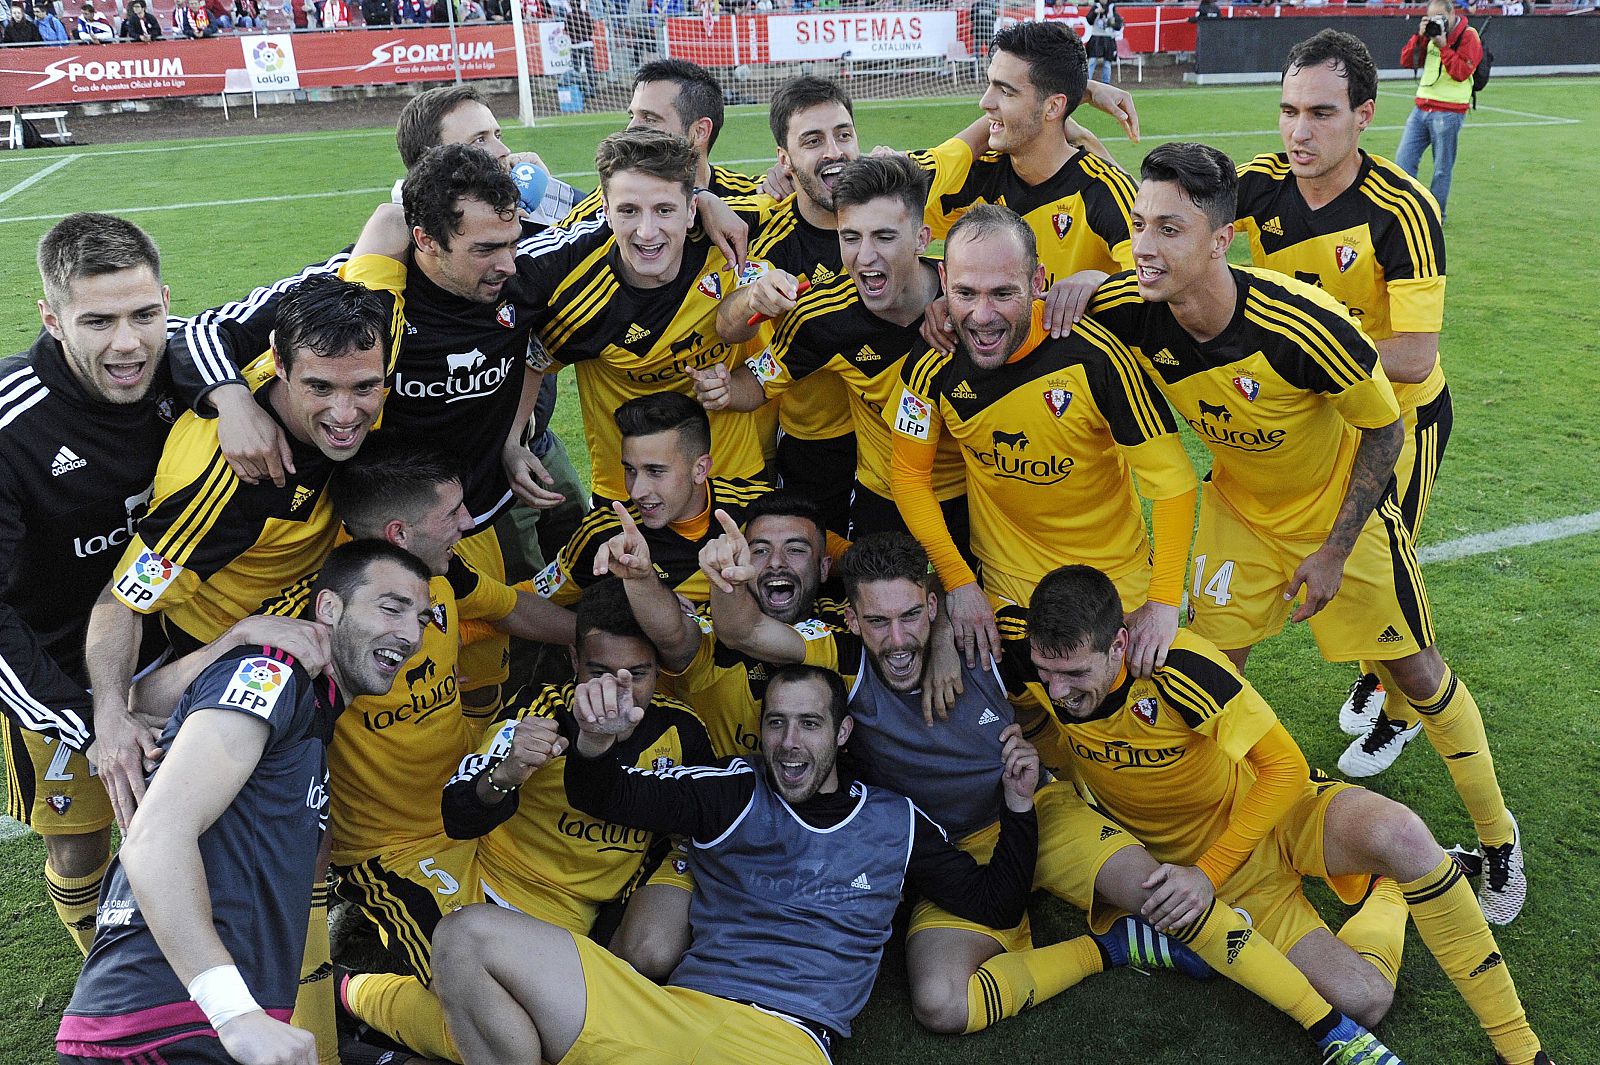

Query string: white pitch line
1419 510 1600 564
0 815 27 841
0 185 392 225
0 154 79 205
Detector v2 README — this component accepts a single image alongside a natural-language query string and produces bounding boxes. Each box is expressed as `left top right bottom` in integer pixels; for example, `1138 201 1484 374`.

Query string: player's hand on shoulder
229 615 334 678
594 501 655 581
998 723 1040 812
214 385 295 488
1140 864 1214 933
698 509 758 594
945 582 1000 671
920 625 964 726
1043 270 1108 339
759 162 795 200
695 192 749 276
1124 600 1178 679
1082 80 1140 143
920 295 957 355
216 1010 318 1065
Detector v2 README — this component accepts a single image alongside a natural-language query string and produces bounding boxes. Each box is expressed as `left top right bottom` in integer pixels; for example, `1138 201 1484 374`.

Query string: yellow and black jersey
748 267 965 500
444 683 715 931
533 478 772 608
669 598 850 757
560 164 765 226
1090 267 1401 541
522 215 772 502
910 137 1137 284
743 196 855 442
1236 150 1446 412
1017 629 1278 866
893 301 1194 592
262 550 517 866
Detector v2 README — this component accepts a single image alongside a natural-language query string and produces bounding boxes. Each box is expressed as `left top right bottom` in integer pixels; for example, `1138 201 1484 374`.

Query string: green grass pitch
1 76 1597 1064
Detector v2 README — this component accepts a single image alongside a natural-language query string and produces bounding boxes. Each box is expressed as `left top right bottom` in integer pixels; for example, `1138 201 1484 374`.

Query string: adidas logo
300 960 334 985
51 446 86 477
951 379 977 400
1149 347 1179 366
1225 928 1252 964
624 323 651 344
850 872 872 891
1262 216 1283 236
290 485 314 512
1376 625 1403 644
855 343 880 362
977 707 1000 726
1098 825 1121 841
1468 952 1503 978
812 263 836 285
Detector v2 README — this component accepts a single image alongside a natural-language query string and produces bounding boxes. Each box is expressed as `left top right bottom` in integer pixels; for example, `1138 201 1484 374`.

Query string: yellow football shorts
3 723 111 834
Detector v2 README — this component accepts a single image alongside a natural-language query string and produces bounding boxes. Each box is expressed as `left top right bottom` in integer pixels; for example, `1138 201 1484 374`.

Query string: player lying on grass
430 662 1041 1065
1025 564 1553 1065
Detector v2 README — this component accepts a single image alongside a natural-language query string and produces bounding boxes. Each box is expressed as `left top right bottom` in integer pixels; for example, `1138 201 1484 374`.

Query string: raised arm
596 503 701 673
701 510 809 664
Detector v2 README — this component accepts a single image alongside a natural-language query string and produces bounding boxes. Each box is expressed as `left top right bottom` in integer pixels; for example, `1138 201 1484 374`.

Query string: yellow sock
292 882 340 1065
45 856 109 957
1406 669 1514 846
1174 900 1331 1029
1336 878 1408 987
1368 662 1418 727
1402 858 1540 1064
963 937 1104 1034
347 972 462 1063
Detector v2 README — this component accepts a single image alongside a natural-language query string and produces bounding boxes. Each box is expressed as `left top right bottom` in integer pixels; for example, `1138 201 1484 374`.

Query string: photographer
1085 0 1123 83
1397 0 1482 220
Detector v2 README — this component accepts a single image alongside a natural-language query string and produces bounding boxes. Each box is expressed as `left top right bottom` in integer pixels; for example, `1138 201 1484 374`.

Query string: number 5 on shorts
418 857 460 896
1191 554 1236 607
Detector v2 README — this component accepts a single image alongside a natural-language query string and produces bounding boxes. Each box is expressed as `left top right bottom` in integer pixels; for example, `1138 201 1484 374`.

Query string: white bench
3 109 73 149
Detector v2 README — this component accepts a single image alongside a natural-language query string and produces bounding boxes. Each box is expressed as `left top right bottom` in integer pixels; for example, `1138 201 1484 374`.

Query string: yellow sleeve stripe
715 480 774 506
1237 155 1291 180
750 209 799 258
1360 175 1440 279
546 267 620 352
1080 153 1138 221
904 348 952 398
549 238 616 307
1152 667 1227 725
1089 273 1142 313
264 573 316 618
1075 316 1167 439
774 278 859 351
1244 289 1371 390
713 166 762 194
562 187 604 227
153 450 241 565
560 508 625 564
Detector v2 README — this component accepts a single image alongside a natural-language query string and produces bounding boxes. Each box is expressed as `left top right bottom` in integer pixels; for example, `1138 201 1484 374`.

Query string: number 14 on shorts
1191 554 1235 607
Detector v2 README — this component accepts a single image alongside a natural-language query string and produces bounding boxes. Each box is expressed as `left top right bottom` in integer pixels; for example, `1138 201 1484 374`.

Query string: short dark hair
402 143 518 251
636 58 726 151
769 75 854 149
332 434 460 538
575 578 652 657
765 663 848 730
1283 29 1378 111
396 84 490 170
1027 564 1124 657
946 203 1038 275
596 128 699 202
312 539 431 608
991 20 1088 118
614 391 711 460
273 273 389 374
838 532 930 602
1140 142 1238 230
743 490 826 548
37 213 161 310
832 154 929 222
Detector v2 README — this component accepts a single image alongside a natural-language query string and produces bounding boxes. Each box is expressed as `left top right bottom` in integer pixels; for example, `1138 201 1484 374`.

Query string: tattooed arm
1286 419 1402 622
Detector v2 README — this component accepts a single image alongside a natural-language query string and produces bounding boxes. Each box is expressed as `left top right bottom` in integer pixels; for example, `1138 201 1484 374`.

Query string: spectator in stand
462 0 484 18
32 0 67 40
5 1 43 41
120 0 162 38
322 0 350 24
204 0 234 30
1084 0 1122 83
233 0 261 29
395 0 428 22
1397 0 1482 219
361 0 390 23
174 0 216 36
74 0 113 40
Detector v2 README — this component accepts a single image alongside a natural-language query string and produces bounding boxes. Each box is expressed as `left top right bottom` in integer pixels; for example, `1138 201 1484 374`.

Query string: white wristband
188 964 261 1030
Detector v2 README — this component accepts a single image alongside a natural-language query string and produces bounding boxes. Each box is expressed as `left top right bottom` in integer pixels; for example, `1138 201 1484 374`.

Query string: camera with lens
1423 14 1448 36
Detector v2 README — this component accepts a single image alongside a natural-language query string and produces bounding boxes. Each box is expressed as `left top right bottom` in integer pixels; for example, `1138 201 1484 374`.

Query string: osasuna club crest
1232 375 1261 401
1335 245 1358 273
1044 388 1073 417
1052 212 1073 240
495 303 516 328
430 603 449 632
697 273 723 300
1132 697 1158 726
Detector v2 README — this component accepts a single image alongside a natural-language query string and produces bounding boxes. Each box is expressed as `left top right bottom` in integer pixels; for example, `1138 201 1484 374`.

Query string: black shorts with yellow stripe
334 836 483 985
3 719 111 834
1395 384 1452 540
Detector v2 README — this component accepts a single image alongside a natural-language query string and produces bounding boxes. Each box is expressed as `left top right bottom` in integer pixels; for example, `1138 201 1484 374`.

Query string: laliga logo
252 40 286 72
